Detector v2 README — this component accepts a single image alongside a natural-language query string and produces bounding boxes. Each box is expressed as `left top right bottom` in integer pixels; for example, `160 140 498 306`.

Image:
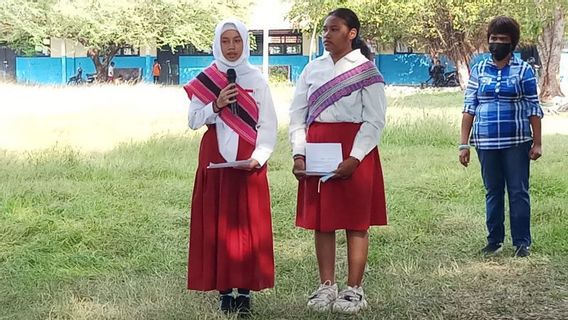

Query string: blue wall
376 54 431 85
179 56 215 84
178 55 309 84
16 57 63 84
17 56 156 84
16 51 531 86
373 52 522 85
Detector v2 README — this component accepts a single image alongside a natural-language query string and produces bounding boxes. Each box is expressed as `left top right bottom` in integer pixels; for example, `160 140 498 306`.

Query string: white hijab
210 19 264 162
212 18 260 78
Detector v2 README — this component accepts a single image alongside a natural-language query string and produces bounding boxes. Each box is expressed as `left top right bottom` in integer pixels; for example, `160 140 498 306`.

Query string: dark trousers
476 141 532 247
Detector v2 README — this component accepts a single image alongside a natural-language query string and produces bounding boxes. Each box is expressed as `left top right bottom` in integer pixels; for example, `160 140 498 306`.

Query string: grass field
1 84 567 319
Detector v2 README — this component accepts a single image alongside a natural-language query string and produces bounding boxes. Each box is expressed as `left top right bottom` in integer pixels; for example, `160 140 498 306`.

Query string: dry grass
1 83 566 153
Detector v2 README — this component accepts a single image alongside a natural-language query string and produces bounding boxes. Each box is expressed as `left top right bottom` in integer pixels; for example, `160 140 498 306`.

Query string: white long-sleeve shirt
188 79 277 166
289 49 387 161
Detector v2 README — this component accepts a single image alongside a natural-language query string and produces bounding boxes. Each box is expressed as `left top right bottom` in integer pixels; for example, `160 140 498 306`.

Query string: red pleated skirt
187 125 274 291
296 122 388 232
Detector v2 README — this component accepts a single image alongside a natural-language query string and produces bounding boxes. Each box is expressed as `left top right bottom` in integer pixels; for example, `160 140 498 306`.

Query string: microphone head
227 68 237 83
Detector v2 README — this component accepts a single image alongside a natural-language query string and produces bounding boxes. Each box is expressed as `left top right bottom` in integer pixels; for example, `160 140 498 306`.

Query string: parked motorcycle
421 70 460 88
67 68 96 85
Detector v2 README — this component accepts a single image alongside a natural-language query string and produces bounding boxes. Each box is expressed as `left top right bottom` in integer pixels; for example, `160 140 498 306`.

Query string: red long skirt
296 122 388 232
187 125 274 291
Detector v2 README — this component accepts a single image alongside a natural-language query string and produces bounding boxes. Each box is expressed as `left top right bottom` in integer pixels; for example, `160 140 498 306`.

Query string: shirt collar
323 49 362 64
343 49 362 63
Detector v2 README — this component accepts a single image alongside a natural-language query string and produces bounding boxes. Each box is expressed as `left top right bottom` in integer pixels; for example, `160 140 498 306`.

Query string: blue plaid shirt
463 56 543 150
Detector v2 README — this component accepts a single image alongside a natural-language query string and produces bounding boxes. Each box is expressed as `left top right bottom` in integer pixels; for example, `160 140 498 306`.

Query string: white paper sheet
207 159 253 169
304 143 343 175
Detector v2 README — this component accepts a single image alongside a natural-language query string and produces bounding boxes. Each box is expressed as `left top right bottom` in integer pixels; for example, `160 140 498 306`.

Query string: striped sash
307 61 385 125
183 64 259 146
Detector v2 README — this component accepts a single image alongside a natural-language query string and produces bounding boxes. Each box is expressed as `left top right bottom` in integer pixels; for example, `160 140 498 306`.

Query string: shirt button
497 77 501 81
495 88 500 93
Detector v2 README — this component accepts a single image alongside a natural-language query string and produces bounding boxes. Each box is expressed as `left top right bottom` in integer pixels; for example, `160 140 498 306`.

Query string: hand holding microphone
214 68 238 113
227 68 237 114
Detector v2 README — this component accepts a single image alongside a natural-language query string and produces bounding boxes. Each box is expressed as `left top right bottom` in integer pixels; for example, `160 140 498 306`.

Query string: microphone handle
229 80 237 114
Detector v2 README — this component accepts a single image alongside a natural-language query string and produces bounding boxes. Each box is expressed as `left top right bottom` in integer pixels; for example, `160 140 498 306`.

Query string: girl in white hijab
184 18 277 316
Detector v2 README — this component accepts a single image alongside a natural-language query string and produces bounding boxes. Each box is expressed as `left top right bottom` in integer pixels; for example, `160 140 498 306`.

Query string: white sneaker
306 280 338 312
332 286 368 314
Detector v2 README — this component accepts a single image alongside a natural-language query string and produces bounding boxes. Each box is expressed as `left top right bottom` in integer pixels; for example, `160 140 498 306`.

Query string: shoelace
309 281 335 300
339 288 363 302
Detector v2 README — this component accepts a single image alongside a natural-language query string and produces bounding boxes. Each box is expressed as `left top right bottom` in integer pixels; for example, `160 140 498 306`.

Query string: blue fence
178 55 309 84
376 54 432 85
15 54 441 86
16 56 156 84
15 51 541 86
16 57 63 84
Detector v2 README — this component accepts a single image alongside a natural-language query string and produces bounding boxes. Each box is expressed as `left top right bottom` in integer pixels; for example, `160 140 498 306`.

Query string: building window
250 31 264 56
249 29 303 56
117 45 140 56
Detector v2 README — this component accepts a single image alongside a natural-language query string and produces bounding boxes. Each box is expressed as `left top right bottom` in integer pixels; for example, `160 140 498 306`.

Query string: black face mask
489 43 513 61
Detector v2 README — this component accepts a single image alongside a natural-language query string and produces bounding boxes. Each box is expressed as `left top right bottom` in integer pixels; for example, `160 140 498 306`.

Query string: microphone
227 68 237 114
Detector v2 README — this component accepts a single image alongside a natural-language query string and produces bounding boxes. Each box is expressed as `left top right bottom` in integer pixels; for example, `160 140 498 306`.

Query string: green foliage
507 0 568 44
0 0 252 53
287 0 350 32
0 0 54 54
268 66 291 83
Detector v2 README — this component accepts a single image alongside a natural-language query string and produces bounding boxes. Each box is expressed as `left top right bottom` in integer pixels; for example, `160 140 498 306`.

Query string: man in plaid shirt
459 16 543 258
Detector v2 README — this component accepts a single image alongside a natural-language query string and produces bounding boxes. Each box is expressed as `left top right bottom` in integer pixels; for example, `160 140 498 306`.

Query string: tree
0 0 55 55
511 0 567 100
288 0 568 96
0 0 251 80
399 0 500 89
287 0 350 60
288 0 501 89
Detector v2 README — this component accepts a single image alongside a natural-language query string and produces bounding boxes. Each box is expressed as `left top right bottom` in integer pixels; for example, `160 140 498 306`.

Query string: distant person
459 16 543 258
152 59 161 84
68 66 83 85
76 65 83 81
108 62 115 82
429 58 445 86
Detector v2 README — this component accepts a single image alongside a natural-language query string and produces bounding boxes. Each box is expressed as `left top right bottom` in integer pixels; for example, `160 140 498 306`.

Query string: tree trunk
537 5 565 100
455 59 470 90
87 49 105 81
447 50 471 90
86 45 120 82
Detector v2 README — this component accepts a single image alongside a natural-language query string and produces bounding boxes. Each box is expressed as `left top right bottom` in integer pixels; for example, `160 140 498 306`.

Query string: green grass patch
1 92 567 319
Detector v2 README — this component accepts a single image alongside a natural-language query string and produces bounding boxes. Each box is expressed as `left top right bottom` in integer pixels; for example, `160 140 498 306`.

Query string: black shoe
234 295 251 316
514 245 530 257
219 294 234 314
481 243 503 256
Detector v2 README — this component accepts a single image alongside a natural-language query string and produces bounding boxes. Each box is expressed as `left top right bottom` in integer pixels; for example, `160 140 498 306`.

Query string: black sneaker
481 243 503 256
234 295 251 316
219 294 234 314
514 245 530 257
